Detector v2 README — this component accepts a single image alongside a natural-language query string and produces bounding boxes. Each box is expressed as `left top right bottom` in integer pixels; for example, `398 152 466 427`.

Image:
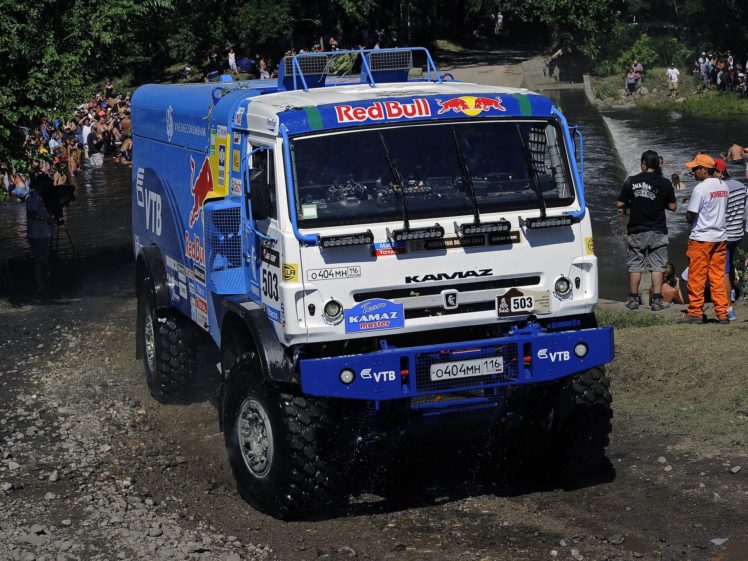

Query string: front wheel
222 352 337 520
552 367 613 478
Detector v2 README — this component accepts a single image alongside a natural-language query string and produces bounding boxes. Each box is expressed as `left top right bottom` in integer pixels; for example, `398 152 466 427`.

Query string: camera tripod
53 218 79 259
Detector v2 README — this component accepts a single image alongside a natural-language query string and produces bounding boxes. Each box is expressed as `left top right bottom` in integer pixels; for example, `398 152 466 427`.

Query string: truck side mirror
249 168 271 221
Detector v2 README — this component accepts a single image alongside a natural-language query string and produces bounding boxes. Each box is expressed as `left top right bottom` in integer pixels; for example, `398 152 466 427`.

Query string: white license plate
429 356 504 382
497 289 551 317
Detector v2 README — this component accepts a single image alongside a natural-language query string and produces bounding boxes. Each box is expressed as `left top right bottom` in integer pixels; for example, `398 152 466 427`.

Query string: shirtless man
723 141 744 163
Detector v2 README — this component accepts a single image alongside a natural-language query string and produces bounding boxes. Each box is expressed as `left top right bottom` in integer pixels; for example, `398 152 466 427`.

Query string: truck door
244 145 279 312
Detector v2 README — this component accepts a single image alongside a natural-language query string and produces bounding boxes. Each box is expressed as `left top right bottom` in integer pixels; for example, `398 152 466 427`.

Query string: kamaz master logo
405 269 493 284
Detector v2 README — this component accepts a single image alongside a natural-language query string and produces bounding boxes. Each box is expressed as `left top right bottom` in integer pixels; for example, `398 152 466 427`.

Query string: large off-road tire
138 279 196 403
222 352 336 520
552 367 613 478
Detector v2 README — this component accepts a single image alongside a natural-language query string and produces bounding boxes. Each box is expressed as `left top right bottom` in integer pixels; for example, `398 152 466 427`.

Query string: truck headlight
554 276 572 295
323 300 343 324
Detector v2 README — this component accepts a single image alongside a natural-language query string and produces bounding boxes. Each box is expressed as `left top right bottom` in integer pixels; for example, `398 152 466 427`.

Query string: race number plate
429 356 504 382
496 289 551 317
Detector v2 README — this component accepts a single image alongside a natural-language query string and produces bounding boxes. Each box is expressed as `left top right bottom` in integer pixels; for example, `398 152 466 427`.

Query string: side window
250 148 277 219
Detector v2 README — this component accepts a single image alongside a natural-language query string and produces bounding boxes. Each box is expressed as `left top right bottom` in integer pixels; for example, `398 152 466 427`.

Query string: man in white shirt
666 63 680 97
684 154 730 323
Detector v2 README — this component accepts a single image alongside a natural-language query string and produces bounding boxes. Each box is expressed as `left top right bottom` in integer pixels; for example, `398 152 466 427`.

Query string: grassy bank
597 306 748 457
591 68 748 116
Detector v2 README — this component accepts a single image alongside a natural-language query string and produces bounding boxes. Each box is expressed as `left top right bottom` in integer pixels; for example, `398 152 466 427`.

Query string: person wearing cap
616 150 677 311
683 154 730 324
666 63 680 98
714 158 748 320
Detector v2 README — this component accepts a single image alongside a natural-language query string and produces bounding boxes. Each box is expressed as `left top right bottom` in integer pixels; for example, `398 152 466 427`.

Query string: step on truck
132 47 614 520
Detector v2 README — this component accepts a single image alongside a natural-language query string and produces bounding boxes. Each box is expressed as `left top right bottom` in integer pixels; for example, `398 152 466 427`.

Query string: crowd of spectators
2 80 133 202
693 51 748 94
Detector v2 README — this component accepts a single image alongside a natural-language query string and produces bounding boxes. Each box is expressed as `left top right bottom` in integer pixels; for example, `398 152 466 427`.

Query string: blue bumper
300 326 614 401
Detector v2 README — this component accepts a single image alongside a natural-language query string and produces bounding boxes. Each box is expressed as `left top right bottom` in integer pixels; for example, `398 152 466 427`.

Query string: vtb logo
436 96 507 116
188 157 214 227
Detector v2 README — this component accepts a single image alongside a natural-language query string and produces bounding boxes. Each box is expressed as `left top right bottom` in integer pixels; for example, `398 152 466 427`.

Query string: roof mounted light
388 224 445 242
319 230 374 248
458 220 511 236
523 215 574 229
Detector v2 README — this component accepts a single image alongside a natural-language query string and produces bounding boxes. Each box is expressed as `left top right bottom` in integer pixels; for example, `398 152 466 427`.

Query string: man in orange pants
684 154 730 323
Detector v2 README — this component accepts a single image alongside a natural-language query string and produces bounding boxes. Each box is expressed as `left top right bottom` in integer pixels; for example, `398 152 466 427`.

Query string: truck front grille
353 275 540 302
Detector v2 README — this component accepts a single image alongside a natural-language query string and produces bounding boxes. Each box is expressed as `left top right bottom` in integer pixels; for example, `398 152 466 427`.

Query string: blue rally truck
132 48 614 519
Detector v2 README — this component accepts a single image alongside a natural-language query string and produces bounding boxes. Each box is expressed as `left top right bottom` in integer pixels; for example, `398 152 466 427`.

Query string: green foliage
512 0 621 58
616 34 659 72
235 0 293 49
0 0 174 166
616 35 692 73
668 92 748 116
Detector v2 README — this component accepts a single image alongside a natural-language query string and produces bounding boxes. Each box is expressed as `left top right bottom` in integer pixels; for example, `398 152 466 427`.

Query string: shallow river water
1 90 746 300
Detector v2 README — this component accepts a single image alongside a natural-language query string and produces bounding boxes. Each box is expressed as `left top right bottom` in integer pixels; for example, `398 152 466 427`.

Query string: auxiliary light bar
319 230 374 248
523 216 574 229
458 220 511 236
389 224 445 242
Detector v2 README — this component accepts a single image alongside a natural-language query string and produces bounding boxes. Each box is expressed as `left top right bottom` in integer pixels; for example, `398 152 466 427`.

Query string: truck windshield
290 119 575 228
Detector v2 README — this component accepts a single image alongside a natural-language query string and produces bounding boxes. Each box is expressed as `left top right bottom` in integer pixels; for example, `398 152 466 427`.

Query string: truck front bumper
300 326 614 401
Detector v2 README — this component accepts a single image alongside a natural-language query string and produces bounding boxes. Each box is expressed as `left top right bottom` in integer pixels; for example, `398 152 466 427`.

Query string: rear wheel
222 352 337 520
138 279 196 403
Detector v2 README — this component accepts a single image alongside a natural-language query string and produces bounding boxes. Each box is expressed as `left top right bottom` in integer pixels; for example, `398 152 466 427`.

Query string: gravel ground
1 264 747 561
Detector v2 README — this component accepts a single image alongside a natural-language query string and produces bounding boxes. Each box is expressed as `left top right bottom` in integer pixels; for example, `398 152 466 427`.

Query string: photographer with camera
26 166 55 297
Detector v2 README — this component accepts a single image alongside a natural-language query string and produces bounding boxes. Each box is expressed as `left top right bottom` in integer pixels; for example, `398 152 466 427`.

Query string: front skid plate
300 326 613 400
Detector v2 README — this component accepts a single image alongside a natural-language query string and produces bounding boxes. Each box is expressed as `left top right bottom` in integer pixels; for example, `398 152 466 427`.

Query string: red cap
713 158 727 172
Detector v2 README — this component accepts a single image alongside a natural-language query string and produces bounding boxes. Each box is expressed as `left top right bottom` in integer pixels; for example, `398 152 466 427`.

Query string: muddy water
0 163 132 262
550 89 748 299
1 91 747 299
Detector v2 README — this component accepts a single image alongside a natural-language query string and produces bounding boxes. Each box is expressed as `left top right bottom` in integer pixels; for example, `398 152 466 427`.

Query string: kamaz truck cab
132 48 614 520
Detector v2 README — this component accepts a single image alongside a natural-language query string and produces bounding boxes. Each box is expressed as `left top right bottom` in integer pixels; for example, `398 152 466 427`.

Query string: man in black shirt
616 150 677 310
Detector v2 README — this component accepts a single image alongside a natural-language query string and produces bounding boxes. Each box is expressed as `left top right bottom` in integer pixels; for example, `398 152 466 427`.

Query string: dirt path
1 262 747 561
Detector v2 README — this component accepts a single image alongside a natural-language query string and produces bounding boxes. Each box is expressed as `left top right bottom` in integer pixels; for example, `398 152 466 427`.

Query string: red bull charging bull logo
436 96 506 116
188 157 214 227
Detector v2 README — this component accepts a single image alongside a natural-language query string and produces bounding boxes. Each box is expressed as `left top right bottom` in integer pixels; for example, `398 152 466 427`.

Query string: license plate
496 289 551 317
429 356 504 382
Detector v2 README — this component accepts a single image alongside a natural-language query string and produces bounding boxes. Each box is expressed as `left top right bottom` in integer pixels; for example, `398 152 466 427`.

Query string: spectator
228 48 237 74
259 58 270 80
87 125 105 166
666 63 680 98
671 173 686 191
26 169 55 297
616 150 677 311
683 154 730 324
714 159 747 319
625 69 637 98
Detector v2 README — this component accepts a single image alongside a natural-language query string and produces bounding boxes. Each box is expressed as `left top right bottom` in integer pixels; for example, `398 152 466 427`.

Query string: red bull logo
184 232 205 266
436 96 506 116
335 99 431 123
188 157 214 227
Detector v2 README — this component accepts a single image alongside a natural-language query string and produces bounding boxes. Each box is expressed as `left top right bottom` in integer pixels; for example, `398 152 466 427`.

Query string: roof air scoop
277 47 441 92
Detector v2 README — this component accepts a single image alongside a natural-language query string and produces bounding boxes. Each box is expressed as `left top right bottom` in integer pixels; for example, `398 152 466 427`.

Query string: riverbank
589 70 748 115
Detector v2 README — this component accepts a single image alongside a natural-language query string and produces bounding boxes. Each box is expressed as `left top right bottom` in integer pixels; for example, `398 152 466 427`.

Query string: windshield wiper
379 131 411 229
515 123 547 218
452 127 511 236
451 127 480 225
379 132 444 242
